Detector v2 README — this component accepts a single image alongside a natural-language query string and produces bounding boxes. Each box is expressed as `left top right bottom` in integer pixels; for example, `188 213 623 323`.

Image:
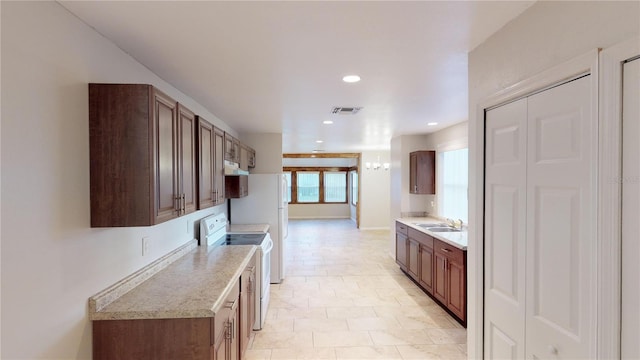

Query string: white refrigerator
230 173 288 283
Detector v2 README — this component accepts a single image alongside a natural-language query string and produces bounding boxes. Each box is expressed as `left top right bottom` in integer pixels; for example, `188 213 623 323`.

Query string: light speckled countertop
89 244 256 320
397 217 468 250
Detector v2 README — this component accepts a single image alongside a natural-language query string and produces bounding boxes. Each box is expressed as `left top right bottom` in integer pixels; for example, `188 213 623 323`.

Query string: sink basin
415 223 446 228
426 227 461 232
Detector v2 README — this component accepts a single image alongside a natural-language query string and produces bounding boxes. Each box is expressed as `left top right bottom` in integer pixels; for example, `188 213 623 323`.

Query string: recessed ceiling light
342 75 361 83
323 120 334 124
316 140 323 143
427 122 438 126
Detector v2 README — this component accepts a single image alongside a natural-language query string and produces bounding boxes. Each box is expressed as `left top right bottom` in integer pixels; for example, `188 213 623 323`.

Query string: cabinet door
197 118 215 209
409 152 418 194
213 323 227 360
419 245 434 294
213 127 225 204
410 151 435 194
447 258 466 322
240 271 248 358
153 89 179 224
178 104 197 215
395 233 408 270
248 148 256 168
239 145 249 171
433 251 447 304
525 74 594 359
224 133 234 161
408 238 420 280
229 305 239 360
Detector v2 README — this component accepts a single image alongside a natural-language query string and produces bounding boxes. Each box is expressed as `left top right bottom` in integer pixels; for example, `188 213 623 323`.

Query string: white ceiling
59 1 533 153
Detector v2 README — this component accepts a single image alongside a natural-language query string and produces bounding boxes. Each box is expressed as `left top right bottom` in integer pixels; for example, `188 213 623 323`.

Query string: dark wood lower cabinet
240 256 256 359
419 243 434 294
408 238 420 279
93 318 212 360
395 221 466 326
92 276 253 360
433 250 448 305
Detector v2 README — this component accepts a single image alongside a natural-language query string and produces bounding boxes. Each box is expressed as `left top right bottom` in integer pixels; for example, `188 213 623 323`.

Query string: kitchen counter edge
89 241 257 321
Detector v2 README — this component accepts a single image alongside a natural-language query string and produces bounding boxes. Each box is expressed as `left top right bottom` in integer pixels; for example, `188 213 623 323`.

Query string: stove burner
221 233 268 246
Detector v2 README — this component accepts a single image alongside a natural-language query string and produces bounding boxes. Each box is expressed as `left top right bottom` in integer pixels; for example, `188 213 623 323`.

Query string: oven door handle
263 236 274 254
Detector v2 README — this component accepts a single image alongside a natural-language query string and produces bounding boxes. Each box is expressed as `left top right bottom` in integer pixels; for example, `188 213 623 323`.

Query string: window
351 171 358 205
297 171 320 203
324 172 347 202
438 148 468 222
284 172 292 203
284 168 349 204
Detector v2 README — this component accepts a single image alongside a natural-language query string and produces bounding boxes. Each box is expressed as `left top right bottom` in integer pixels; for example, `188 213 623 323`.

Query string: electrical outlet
142 236 149 256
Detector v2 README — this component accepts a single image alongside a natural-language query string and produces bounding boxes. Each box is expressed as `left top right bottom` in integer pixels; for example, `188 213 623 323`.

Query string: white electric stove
200 213 273 330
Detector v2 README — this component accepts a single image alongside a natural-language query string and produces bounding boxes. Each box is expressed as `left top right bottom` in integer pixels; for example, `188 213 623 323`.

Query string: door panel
488 323 519 360
198 119 214 209
484 98 527 358
213 128 225 204
526 75 594 359
433 252 447 304
419 245 433 293
179 105 196 214
154 91 178 223
622 58 640 359
408 238 420 279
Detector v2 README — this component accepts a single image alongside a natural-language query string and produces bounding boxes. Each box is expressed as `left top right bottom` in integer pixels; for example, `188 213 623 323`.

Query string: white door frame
470 49 599 358
599 36 639 359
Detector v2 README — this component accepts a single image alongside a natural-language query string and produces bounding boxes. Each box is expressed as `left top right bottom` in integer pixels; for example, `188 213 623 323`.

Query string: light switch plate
142 236 149 256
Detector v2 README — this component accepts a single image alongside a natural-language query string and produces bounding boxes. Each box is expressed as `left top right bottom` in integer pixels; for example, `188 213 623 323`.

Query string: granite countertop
89 244 256 321
397 217 468 250
228 223 270 233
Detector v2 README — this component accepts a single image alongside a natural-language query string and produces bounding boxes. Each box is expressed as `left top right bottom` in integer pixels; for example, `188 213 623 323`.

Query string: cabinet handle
174 195 181 213
225 299 238 310
441 248 451 253
225 321 232 340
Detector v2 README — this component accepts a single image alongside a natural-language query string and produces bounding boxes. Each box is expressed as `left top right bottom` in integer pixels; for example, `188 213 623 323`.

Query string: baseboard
358 226 391 230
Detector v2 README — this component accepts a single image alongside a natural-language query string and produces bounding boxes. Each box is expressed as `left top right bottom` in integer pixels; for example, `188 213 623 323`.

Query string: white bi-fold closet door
622 57 639 359
484 75 596 359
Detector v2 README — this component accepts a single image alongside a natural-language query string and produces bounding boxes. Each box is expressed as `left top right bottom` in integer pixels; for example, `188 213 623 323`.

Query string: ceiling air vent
331 107 362 115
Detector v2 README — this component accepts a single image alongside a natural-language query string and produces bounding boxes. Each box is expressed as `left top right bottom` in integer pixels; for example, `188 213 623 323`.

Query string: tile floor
245 219 467 360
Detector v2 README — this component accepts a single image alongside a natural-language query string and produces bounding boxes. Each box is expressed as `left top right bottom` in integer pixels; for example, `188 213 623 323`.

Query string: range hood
224 160 249 176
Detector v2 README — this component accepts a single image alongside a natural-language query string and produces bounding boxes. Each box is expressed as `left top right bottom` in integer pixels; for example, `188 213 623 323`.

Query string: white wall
468 1 640 358
359 150 391 230
389 134 433 217
240 132 283 174
0 2 236 358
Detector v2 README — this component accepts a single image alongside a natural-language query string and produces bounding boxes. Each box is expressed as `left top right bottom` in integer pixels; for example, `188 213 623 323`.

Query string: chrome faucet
446 218 463 230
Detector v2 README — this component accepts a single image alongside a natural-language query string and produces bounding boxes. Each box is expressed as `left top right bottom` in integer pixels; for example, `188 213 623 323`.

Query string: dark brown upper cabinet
409 150 436 194
89 84 196 227
224 133 240 163
196 116 225 209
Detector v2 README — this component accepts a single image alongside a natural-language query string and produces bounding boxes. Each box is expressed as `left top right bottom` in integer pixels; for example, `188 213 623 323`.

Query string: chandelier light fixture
365 156 389 171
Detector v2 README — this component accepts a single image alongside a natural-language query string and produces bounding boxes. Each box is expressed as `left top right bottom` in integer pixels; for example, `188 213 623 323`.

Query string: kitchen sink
415 223 446 228
425 227 461 232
